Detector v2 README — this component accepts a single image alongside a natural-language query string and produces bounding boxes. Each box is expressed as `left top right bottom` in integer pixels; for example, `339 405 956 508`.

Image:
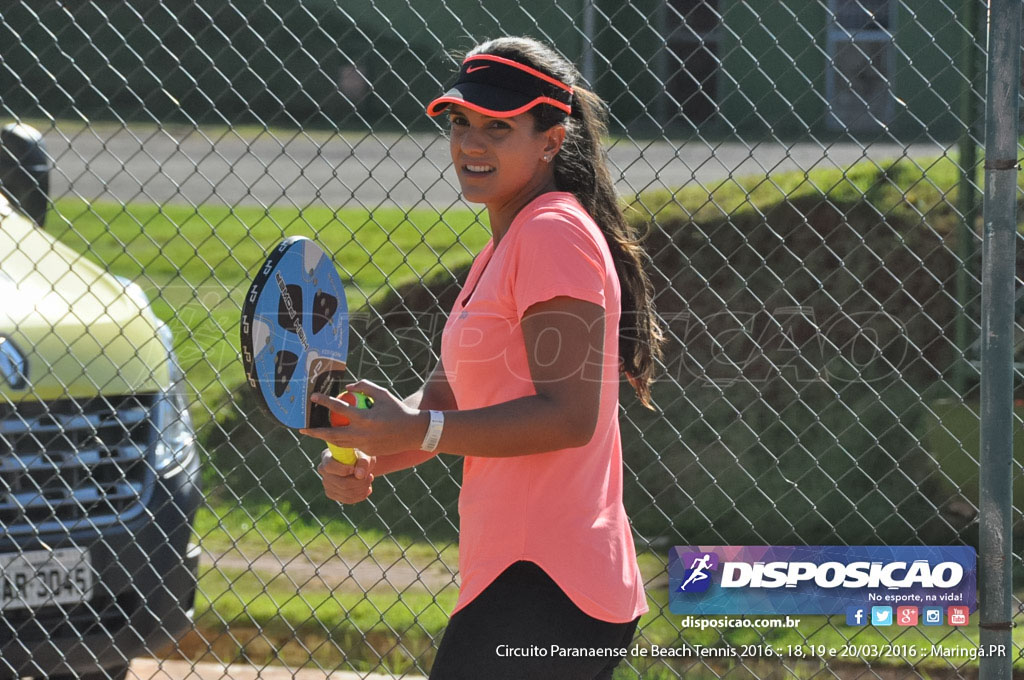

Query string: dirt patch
201 548 458 594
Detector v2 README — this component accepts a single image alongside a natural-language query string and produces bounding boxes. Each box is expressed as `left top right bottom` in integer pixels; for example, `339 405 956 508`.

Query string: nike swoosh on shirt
466 65 489 73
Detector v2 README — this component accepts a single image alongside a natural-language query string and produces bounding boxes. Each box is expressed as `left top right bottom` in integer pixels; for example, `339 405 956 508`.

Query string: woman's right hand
318 449 375 504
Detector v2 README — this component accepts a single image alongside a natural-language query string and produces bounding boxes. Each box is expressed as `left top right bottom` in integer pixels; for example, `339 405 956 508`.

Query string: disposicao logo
668 546 976 616
678 552 719 593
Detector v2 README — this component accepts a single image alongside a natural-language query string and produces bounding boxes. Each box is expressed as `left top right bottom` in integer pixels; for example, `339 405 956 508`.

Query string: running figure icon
681 553 714 592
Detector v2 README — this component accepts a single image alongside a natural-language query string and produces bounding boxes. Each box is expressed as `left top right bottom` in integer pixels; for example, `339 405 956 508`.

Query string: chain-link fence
0 0 1021 678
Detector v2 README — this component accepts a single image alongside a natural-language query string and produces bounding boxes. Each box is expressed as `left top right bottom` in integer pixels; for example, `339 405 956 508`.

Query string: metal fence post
955 0 982 396
581 0 596 87
978 0 1019 678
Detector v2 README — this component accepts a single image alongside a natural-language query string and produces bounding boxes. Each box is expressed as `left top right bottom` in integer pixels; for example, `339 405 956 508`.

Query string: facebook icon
846 606 867 626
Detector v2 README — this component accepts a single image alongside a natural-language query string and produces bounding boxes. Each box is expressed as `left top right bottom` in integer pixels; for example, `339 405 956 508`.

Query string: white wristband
421 410 444 452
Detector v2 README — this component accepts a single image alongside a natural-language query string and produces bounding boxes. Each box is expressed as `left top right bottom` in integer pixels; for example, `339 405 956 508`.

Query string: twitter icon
871 606 893 626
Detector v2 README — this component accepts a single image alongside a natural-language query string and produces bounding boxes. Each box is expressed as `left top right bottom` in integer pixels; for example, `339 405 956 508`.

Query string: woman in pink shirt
304 36 664 679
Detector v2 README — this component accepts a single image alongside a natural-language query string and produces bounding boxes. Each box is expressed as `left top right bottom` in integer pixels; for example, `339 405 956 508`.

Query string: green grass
626 149 1024 232
193 565 456 674
921 399 1024 508
627 154 966 223
193 503 459 568
196 566 455 638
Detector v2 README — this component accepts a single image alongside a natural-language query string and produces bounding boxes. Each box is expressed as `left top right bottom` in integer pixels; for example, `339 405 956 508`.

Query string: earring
543 155 550 162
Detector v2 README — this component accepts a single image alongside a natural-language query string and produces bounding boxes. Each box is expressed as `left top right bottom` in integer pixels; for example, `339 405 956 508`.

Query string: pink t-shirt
439 191 648 623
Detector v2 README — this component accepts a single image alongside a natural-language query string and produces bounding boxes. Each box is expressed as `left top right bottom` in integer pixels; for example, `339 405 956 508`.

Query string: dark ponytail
467 37 665 409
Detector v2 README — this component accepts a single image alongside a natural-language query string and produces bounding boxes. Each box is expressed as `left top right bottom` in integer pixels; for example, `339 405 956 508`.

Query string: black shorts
429 561 640 680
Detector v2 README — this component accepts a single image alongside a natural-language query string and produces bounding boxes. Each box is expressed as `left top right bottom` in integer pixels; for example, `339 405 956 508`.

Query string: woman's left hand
299 380 427 457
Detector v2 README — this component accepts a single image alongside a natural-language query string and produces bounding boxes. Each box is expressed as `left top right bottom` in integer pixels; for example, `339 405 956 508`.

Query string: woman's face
447 104 563 212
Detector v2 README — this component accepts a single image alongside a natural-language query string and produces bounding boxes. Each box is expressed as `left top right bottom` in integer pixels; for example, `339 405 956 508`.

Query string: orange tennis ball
329 391 372 426
329 402 351 427
326 392 373 465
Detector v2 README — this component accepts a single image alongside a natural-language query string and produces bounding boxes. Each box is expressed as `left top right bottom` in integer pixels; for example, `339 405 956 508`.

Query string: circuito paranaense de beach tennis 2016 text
494 643 1008 661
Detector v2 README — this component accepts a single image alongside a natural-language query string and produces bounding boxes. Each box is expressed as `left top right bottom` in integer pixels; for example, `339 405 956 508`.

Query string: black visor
427 54 573 118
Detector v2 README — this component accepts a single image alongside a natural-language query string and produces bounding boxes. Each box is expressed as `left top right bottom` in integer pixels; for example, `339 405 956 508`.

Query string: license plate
0 547 93 611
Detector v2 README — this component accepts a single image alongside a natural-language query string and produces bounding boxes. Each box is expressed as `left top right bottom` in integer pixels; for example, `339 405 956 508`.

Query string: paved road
39 121 948 209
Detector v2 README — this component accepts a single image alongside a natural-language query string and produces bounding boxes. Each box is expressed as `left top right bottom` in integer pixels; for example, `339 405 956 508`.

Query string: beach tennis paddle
240 236 372 464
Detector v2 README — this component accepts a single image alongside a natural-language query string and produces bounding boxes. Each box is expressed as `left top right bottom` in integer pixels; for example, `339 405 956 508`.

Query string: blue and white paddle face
241 237 349 429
